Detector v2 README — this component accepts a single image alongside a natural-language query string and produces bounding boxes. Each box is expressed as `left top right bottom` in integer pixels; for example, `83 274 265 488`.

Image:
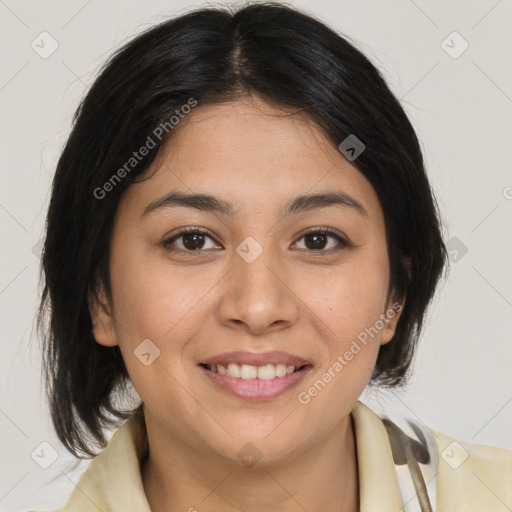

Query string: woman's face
90 95 403 464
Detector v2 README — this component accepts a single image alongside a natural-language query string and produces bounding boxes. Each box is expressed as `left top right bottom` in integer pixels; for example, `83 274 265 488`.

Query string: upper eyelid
163 227 221 249
165 227 219 243
294 226 348 242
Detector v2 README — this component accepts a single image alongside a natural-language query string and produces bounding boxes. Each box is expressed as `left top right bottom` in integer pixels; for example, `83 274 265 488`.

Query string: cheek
110 242 218 341
296 246 390 393
109 255 211 409
307 253 389 339
294 264 387 418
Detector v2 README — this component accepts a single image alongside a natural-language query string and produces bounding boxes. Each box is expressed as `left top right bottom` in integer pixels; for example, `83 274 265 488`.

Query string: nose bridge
217 234 299 333
234 234 284 302
236 236 279 289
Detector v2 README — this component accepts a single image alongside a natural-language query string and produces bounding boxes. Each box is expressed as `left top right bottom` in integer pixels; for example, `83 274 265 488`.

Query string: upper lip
200 351 312 367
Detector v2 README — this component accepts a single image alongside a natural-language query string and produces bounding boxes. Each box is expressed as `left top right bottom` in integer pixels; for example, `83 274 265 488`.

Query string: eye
162 227 221 253
162 226 350 254
292 228 350 252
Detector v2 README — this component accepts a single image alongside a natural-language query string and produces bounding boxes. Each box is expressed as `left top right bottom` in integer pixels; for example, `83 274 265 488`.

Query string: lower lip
198 365 313 401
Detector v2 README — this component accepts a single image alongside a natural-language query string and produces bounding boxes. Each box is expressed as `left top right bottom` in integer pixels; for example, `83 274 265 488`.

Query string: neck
141 412 359 512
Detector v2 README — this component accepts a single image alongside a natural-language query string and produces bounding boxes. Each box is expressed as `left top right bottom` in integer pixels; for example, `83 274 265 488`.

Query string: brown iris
303 232 328 250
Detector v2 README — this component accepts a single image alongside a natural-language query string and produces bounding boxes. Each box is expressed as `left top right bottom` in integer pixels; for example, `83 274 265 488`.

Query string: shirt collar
351 401 404 511
63 400 403 512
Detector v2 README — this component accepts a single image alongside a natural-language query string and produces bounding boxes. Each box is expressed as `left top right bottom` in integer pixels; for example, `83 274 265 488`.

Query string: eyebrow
141 190 367 219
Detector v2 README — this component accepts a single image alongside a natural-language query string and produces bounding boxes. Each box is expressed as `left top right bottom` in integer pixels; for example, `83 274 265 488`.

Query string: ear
379 293 405 346
88 282 118 347
380 256 410 345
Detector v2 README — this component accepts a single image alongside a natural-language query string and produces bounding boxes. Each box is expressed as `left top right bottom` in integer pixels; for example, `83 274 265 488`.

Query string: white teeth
275 363 287 377
206 362 303 379
240 364 258 379
257 364 276 380
227 363 241 378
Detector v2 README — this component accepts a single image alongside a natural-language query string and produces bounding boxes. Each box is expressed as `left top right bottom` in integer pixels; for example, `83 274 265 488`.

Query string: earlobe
380 295 405 346
380 258 409 345
87 284 118 347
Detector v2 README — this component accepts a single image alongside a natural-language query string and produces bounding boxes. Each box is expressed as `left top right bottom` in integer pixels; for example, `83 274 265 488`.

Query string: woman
33 2 511 511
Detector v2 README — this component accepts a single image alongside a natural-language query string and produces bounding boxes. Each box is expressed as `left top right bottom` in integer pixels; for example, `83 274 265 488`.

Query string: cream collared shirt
31 401 512 512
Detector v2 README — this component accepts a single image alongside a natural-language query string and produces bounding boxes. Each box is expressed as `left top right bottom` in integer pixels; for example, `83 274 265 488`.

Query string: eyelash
161 226 350 255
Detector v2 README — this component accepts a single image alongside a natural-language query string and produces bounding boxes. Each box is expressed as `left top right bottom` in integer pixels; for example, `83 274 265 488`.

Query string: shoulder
27 409 150 512
431 426 512 511
372 402 512 511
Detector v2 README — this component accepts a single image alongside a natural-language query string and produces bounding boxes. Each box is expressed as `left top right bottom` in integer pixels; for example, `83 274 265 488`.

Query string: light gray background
1 1 511 510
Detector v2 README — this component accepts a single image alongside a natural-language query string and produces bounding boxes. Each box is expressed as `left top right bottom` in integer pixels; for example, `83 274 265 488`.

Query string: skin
89 95 404 512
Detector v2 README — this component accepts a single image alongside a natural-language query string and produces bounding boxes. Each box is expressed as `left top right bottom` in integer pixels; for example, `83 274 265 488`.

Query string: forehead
117 96 382 222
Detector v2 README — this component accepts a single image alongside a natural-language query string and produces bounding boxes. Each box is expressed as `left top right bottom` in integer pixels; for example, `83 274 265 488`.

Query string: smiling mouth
198 361 313 401
199 362 312 380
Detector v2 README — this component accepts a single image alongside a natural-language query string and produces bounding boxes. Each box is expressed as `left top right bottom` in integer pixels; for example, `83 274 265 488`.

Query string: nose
216 243 300 336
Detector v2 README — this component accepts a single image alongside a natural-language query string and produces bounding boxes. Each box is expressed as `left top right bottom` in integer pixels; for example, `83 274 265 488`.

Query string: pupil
183 233 205 250
305 232 326 250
